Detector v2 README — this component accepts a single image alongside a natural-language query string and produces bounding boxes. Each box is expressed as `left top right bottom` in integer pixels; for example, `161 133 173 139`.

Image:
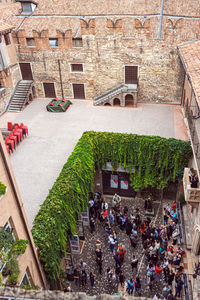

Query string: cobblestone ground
70 196 165 297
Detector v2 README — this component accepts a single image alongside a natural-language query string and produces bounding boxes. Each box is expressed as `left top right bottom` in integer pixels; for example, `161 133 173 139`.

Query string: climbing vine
32 131 192 283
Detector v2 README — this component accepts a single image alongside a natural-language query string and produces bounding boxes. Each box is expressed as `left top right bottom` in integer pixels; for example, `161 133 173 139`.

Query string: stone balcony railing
183 168 200 203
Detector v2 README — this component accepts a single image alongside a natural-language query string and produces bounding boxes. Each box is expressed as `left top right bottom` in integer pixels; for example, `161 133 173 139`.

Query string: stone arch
113 98 121 106
125 94 134 107
32 86 36 98
104 102 111 106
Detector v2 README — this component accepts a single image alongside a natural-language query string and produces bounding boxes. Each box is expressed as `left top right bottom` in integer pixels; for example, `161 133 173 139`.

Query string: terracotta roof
178 40 200 107
21 17 81 36
0 21 14 34
0 3 22 28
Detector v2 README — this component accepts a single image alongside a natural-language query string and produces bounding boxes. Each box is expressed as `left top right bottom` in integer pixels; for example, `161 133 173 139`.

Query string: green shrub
0 182 6 195
11 239 28 256
32 131 192 283
7 257 19 276
7 273 18 286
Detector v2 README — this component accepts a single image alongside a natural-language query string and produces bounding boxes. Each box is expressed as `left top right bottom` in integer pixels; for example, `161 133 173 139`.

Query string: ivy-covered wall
32 131 192 283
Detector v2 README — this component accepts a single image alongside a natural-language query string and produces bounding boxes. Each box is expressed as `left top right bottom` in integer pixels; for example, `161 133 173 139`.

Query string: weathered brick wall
14 2 200 103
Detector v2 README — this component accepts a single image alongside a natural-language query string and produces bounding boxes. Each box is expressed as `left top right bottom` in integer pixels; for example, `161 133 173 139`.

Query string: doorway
43 82 56 98
73 84 85 99
19 63 33 80
102 170 136 197
125 66 138 84
113 98 121 106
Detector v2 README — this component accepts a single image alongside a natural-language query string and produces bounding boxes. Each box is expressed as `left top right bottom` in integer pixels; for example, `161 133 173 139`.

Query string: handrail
94 83 126 100
5 81 21 112
20 81 33 110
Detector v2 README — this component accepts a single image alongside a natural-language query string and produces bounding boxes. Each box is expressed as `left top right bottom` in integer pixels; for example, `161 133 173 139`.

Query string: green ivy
0 182 6 195
32 131 192 283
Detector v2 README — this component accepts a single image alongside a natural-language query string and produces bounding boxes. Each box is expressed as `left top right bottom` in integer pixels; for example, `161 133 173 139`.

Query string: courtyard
0 99 188 226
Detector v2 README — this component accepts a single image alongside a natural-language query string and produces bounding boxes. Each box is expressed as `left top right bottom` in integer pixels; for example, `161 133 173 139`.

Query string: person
73 267 80 286
109 210 115 225
131 255 138 273
172 227 179 245
190 174 199 188
95 239 102 250
101 199 108 210
102 209 108 221
118 244 126 263
163 284 171 299
175 278 184 298
108 234 116 253
113 253 121 267
155 263 162 281
119 271 124 287
134 276 141 296
127 278 134 295
90 272 95 288
107 268 112 283
167 270 175 286
90 217 95 233
130 233 138 248
96 256 103 274
112 193 121 208
80 260 87 271
81 269 87 286
164 211 169 226
64 282 72 292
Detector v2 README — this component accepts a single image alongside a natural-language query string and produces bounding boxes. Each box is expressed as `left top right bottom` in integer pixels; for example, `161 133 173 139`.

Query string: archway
125 94 134 107
113 98 121 106
104 102 111 106
32 86 36 98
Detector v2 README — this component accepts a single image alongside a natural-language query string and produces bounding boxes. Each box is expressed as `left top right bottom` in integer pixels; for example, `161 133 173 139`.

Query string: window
72 38 83 48
71 64 83 72
4 33 11 46
22 2 32 13
49 38 58 48
26 38 35 47
20 268 33 287
4 221 13 234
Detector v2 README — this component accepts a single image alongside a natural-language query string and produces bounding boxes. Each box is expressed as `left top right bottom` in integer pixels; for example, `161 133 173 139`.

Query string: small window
22 2 32 13
21 272 30 286
49 38 58 48
71 64 83 72
26 38 35 47
4 221 13 233
72 38 82 48
4 33 11 46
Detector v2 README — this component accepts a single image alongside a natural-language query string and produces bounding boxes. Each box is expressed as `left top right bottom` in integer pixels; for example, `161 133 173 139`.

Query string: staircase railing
20 81 33 110
5 81 21 111
94 84 128 106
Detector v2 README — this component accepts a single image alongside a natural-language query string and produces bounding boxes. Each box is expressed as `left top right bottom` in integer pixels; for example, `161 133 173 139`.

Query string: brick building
0 0 199 109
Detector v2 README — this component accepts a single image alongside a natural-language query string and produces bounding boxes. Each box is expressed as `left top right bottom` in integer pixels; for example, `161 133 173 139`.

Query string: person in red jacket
171 201 176 211
118 244 126 263
155 263 162 281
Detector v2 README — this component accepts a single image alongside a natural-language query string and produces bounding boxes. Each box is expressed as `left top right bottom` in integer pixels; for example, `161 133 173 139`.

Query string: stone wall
11 3 200 103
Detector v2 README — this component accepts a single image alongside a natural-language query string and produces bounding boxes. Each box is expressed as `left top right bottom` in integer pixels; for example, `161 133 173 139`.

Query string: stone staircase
94 83 137 106
7 80 33 112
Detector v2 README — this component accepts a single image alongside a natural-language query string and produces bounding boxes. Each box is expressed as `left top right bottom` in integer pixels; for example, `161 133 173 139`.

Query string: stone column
192 224 200 255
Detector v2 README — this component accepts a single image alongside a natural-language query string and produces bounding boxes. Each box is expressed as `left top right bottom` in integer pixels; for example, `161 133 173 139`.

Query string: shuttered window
72 38 83 48
71 64 83 72
73 84 85 99
125 66 138 84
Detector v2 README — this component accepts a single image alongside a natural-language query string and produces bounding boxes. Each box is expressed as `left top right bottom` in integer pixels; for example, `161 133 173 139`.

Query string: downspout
158 0 165 39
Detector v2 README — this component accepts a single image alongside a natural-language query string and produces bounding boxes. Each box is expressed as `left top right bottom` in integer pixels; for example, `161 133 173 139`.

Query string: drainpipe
158 0 165 39
58 59 64 99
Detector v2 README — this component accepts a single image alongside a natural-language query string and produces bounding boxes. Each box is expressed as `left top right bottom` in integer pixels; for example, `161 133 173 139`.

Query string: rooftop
178 39 200 108
0 21 14 34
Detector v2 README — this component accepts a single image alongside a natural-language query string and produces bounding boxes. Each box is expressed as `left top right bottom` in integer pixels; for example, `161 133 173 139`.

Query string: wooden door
19 63 33 80
125 66 138 84
43 82 56 98
73 84 85 99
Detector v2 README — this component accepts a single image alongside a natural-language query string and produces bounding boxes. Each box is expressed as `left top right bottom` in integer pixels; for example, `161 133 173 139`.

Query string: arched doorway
113 98 121 106
104 102 111 106
125 94 134 107
32 86 36 98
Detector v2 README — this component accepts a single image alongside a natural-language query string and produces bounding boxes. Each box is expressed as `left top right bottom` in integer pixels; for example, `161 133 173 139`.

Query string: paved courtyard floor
0 99 188 226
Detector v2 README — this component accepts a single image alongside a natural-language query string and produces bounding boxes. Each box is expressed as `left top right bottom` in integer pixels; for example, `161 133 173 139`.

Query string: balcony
183 168 200 204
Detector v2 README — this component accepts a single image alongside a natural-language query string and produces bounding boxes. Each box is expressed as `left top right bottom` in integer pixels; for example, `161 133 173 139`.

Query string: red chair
9 132 17 147
14 125 23 140
5 137 14 152
53 98 59 101
20 123 28 136
62 99 67 103
7 122 13 131
13 128 21 143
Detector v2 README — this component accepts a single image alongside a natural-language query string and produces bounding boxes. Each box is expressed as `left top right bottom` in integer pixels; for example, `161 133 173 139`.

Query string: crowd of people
71 192 185 299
